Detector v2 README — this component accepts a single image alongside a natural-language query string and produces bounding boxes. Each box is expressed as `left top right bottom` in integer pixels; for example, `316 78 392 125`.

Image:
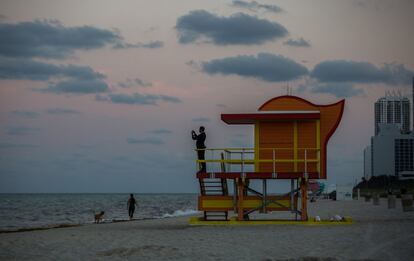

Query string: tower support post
237 179 244 221
262 179 267 213
300 178 308 221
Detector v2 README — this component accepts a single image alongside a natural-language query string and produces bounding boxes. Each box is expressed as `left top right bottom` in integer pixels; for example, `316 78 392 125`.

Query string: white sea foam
161 209 199 218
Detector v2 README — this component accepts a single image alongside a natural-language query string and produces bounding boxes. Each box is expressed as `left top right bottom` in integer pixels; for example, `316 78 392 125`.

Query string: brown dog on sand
94 211 105 223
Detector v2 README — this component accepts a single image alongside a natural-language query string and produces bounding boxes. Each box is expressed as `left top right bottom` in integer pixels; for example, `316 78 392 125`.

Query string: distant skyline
0 0 413 192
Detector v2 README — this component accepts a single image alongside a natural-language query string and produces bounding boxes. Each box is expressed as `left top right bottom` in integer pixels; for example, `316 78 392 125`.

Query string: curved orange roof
258 96 345 149
220 95 345 179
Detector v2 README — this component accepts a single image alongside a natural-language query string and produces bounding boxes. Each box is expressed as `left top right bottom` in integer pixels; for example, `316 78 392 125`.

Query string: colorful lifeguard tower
195 95 344 221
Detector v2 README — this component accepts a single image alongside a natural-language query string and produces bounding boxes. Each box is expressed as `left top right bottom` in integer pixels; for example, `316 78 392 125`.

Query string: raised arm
191 130 197 140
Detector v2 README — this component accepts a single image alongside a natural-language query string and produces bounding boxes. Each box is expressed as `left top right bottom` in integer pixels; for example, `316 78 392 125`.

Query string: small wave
0 223 80 233
161 209 199 218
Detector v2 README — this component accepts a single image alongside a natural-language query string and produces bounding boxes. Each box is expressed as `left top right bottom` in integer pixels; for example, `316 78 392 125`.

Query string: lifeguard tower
195 95 344 221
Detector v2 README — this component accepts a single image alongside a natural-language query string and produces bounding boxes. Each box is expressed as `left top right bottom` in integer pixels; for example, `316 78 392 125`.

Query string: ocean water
0 193 198 232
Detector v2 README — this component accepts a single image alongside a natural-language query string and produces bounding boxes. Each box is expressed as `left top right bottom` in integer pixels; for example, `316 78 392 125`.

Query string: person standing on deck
192 126 206 173
127 194 138 220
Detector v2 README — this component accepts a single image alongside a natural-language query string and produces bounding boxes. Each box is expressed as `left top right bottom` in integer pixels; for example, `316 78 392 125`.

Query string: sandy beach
1 198 414 261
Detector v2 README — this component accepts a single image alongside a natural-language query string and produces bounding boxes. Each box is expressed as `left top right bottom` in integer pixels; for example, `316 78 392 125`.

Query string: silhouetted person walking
192 126 206 173
127 194 138 220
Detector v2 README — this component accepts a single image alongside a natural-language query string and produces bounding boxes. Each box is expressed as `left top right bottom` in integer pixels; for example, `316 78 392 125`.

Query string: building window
395 139 414 176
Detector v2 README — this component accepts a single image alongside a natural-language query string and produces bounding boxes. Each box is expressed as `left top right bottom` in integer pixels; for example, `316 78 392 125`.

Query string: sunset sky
1 0 413 193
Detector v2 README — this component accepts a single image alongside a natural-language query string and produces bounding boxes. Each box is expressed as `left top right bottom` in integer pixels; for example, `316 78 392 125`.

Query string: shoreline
0 223 82 234
0 215 195 234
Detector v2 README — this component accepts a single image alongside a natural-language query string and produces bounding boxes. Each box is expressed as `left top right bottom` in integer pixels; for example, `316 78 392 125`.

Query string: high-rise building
365 81 414 179
369 124 413 177
374 92 411 135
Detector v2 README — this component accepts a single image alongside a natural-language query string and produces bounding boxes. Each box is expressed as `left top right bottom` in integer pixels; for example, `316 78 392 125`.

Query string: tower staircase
198 153 229 220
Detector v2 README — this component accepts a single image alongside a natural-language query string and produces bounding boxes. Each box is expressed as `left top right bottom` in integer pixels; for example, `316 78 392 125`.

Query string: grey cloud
0 142 38 149
95 94 110 102
312 84 364 98
118 78 152 88
300 82 365 98
0 20 157 96
113 40 164 49
185 60 199 68
0 20 120 59
192 117 211 122
2 58 104 81
159 95 182 103
176 10 288 45
0 58 108 94
6 126 40 136
46 108 81 115
10 110 39 119
311 60 414 85
202 53 308 82
284 38 311 47
0 57 56 80
133 78 152 87
216 104 227 108
231 1 283 13
59 64 105 80
150 129 173 134
44 79 108 94
126 137 164 145
0 58 102 81
96 93 181 105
